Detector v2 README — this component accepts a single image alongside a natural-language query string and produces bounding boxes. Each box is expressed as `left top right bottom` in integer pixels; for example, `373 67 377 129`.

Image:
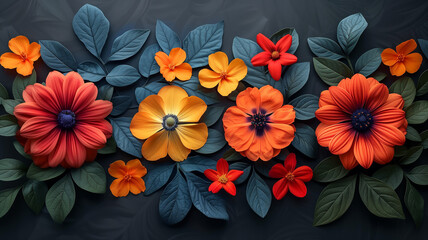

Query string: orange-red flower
108 159 147 197
315 74 407 170
381 39 422 76
204 158 243 196
222 85 296 161
269 153 313 199
251 33 297 81
155 47 192 82
14 71 113 168
0 36 40 76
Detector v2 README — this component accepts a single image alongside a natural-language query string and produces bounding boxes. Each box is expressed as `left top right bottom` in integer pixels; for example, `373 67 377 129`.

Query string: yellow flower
155 48 192 82
130 85 208 161
198 52 247 96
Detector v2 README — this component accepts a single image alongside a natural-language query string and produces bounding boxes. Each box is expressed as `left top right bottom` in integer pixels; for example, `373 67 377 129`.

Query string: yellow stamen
285 172 294 181
168 64 175 70
218 174 228 184
271 51 280 60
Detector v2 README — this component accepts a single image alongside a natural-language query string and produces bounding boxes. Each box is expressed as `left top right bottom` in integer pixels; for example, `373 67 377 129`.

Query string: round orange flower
108 159 147 197
0 36 40 76
198 51 247 96
222 85 296 161
155 47 192 82
315 74 407 170
381 39 422 76
14 71 113 168
130 85 208 162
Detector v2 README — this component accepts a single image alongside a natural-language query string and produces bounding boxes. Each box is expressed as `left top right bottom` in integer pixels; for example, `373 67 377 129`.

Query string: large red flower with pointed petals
251 33 298 81
14 71 113 168
269 153 313 199
204 158 243 196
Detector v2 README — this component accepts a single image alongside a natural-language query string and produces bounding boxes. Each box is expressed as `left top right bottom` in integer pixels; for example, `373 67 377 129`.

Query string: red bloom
14 71 113 168
269 153 313 199
251 33 298 81
204 158 243 196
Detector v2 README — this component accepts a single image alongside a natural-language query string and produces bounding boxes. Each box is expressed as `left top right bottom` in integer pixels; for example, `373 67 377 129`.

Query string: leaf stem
346 56 354 74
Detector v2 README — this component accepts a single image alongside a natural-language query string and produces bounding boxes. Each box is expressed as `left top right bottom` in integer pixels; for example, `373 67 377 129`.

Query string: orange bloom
0 36 40 76
204 158 243 196
198 52 247 96
222 85 296 161
108 159 147 197
130 85 208 162
14 71 113 168
381 39 422 76
315 74 407 170
155 47 192 82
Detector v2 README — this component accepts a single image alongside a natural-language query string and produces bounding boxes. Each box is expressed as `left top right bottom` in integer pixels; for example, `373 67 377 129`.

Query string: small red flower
251 33 298 81
204 158 243 196
269 153 313 200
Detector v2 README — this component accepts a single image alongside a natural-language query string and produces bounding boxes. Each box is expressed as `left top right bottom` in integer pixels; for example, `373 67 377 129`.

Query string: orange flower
155 47 192 82
381 39 422 76
0 36 40 76
130 85 208 161
315 74 407 170
108 159 147 197
222 85 296 161
204 158 243 196
198 52 247 96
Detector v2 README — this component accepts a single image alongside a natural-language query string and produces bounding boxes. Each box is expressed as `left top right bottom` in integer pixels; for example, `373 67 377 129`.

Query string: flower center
162 114 178 131
285 172 294 181
218 174 228 184
20 53 27 61
351 109 373 132
123 174 132 181
250 112 269 136
397 54 405 62
220 71 228 80
57 110 76 129
168 64 175 70
271 51 280 60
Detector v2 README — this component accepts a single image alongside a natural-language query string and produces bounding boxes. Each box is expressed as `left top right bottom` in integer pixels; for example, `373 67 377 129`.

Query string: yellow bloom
130 85 208 161
198 52 247 96
155 48 192 82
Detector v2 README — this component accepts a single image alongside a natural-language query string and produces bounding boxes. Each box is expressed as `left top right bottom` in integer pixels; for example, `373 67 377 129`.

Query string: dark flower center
271 51 280 60
249 111 270 136
163 114 178 131
57 110 76 129
351 109 373 132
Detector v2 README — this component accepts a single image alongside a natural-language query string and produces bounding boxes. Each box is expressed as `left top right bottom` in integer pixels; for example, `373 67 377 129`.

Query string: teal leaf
389 76 416 108
292 123 318 158
254 160 277 178
404 178 424 226
355 48 382 77
418 39 428 59
156 20 181 54
337 13 368 55
26 163 65 181
283 62 310 98
12 70 36 100
2 99 22 115
77 61 105 82
22 180 48 214
175 77 219 105
246 170 271 218
195 129 227 154
0 115 18 137
135 81 168 104
307 37 344 60
0 186 21 218
39 40 77 72
223 148 244 162
313 57 353 86
372 164 403 189
0 158 27 181
180 156 217 173
138 44 161 77
144 162 175 196
313 155 349 183
406 165 428 185
110 95 132 116
71 162 106 194
289 94 319 120
106 65 140 87
200 106 224 127
270 28 299 54
108 29 150 61
45 174 76 223
110 117 142 158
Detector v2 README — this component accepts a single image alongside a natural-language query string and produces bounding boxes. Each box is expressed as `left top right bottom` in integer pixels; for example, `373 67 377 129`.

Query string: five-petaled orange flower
198 51 247 96
204 158 244 196
0 36 40 76
381 39 422 76
130 85 208 162
315 74 407 170
108 159 147 197
222 85 296 161
155 47 192 82
14 71 113 168
269 153 313 199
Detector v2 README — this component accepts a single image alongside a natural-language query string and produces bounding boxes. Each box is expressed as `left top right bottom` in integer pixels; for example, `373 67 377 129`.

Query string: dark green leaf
200 106 224 127
394 145 408 157
45 174 76 223
355 48 382 77
0 186 21 218
0 82 9 100
307 37 344 60
0 115 18 137
399 146 423 165
246 170 271 218
71 162 106 194
313 155 349 183
12 70 36 100
22 180 48 214
2 99 22 115
416 69 428 96
389 76 416 108
372 164 403 189
289 94 319 120
370 71 387 82
13 141 31 159
404 178 424 226
405 100 428 124
195 129 226 154
222 148 243 161
407 165 428 185
421 130 428 149
97 137 117 154
313 57 353 86
0 158 26 181
406 126 421 142
270 28 299 54
26 163 65 181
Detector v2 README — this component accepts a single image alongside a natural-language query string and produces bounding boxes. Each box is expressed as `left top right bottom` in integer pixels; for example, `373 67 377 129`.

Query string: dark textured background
0 0 428 239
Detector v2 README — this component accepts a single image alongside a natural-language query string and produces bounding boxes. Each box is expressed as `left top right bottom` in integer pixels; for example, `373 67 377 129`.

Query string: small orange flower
155 47 192 82
381 39 422 76
108 159 147 197
204 158 243 196
198 52 247 96
0 36 40 76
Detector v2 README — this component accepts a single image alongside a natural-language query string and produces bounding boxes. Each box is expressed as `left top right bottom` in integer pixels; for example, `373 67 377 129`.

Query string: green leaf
96 84 114 101
26 163 65 181
45 174 76 223
313 174 357 226
71 162 106 194
359 173 405 219
313 155 349 183
337 13 368 55
12 70 37 100
13 141 31 159
97 137 117 154
416 69 428 96
399 146 423 165
0 82 9 100
0 158 27 181
404 178 424 226
389 76 416 108
394 145 408 157
22 180 48 214
222 148 243 161
2 99 22 115
405 100 428 124
270 28 299 54
195 129 226 154
355 48 382 77
421 130 428 149
370 71 387 82
313 57 353 86
372 164 403 189
406 165 428 185
0 186 21 218
0 114 18 137
405 126 421 142
200 106 224 127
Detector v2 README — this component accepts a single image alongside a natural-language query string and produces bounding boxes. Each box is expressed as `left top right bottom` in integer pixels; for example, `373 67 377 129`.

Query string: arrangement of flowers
0 5 427 228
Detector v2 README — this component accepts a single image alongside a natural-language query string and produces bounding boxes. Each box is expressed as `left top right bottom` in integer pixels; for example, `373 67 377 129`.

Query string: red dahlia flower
251 33 298 80
14 71 113 168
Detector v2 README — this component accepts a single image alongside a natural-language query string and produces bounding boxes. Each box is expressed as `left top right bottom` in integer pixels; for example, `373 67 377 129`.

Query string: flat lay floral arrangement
0 4 427 227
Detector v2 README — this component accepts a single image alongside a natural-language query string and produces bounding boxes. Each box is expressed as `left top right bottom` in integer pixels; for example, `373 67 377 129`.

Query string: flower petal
368 134 395 165
110 179 130 197
14 102 55 123
208 181 223 193
19 116 57 139
272 178 288 200
218 79 239 96
141 130 168 161
8 36 29 55
382 93 404 109
174 63 192 81
236 87 261 114
65 132 87 168
126 159 147 177
288 179 307 198
390 62 406 76
46 71 65 107
284 153 297 172
264 123 295 149
339 149 359 170
371 123 406 146
319 90 335 107
315 105 350 125
0 52 21 69
223 107 254 152
72 83 98 114
16 60 33 76
293 166 313 182
269 105 295 124
198 69 221 88
27 42 41 62
130 111 163 140
259 85 283 114
403 53 422 74
268 60 282 81
30 128 61 156
76 100 113 121
167 130 191 162
216 158 229 175
48 131 67 167
329 86 354 114
278 53 297 66
366 83 389 112
157 85 188 115
204 169 219 182
129 177 146 195
108 160 127 178
276 34 292 52
227 170 244 182
269 163 287 178
176 123 208 150
329 127 355 155
63 72 84 109
74 123 107 149
227 58 247 82
353 134 374 169
373 108 405 126
208 52 228 73
223 181 237 196
154 51 169 68
137 95 166 119
251 52 272 66
256 33 275 52
381 48 398 66
169 48 186 66
177 96 207 122
317 122 353 148
396 39 417 55
348 74 370 109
